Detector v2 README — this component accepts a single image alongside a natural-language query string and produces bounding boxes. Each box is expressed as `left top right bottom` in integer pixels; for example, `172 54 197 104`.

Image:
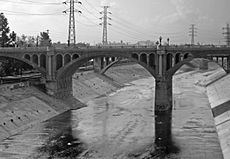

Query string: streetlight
159 36 162 46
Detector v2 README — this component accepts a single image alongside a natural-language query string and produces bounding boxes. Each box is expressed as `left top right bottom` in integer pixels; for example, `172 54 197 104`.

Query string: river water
0 67 223 159
74 77 155 159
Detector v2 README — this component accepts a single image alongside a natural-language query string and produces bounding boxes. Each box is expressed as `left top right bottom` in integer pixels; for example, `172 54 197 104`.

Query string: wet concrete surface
0 110 86 159
73 77 155 159
172 70 223 159
0 66 224 159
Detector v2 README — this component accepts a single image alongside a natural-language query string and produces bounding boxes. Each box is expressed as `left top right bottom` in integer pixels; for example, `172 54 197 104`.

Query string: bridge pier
45 78 72 99
93 57 104 72
154 46 174 151
111 57 116 62
155 76 173 151
199 59 209 70
105 57 110 65
46 80 58 96
227 56 230 73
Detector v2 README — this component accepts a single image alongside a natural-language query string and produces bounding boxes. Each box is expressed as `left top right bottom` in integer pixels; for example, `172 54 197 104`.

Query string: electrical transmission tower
100 6 111 45
189 24 197 45
63 0 82 46
223 23 230 46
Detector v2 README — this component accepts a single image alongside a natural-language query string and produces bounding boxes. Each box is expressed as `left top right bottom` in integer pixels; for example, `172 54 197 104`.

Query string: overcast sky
0 0 230 45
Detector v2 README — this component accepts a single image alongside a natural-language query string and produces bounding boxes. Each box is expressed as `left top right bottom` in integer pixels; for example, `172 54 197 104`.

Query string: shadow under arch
0 54 46 76
166 57 227 79
57 54 157 81
100 57 122 75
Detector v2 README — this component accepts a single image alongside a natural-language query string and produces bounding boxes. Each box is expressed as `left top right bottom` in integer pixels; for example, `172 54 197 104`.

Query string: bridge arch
166 53 173 70
166 56 226 79
24 54 31 61
0 54 46 75
183 52 191 59
56 54 63 70
100 57 122 74
32 54 39 65
64 54 71 65
174 52 181 64
149 53 155 68
140 53 147 64
72 54 79 60
57 52 157 82
131 53 138 60
40 54 46 69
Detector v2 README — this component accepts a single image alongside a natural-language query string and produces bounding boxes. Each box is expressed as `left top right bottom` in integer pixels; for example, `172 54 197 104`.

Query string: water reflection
29 110 87 159
0 77 174 159
72 77 156 158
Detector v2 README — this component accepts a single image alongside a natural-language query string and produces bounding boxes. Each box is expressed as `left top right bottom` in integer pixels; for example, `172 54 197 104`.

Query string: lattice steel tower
63 0 81 46
189 24 197 45
69 0 76 46
223 23 230 46
100 6 111 45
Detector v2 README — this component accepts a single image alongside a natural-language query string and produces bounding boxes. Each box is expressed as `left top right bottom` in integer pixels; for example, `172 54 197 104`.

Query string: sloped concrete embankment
0 83 70 142
0 64 151 143
206 71 230 159
72 64 152 103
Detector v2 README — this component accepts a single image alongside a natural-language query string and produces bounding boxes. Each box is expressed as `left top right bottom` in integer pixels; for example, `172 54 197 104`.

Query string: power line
79 4 100 20
189 24 197 45
223 23 230 46
79 14 99 25
0 9 62 15
111 23 147 40
110 27 144 42
111 15 184 40
111 20 152 39
0 0 62 5
18 0 62 5
111 16 152 37
84 0 100 13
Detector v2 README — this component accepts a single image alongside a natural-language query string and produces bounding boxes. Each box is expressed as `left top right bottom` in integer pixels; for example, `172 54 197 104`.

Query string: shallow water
0 77 156 159
73 77 155 158
0 69 223 159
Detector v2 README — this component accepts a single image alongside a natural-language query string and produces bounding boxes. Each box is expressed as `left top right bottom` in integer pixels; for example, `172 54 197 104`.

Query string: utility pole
189 24 197 46
100 6 111 45
223 23 230 47
63 0 82 47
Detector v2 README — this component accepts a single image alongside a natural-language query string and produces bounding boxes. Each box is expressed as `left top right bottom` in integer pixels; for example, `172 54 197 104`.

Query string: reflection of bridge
1 45 230 150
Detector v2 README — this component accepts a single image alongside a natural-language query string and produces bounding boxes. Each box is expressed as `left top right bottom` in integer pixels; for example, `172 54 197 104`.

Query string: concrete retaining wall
72 64 152 104
206 73 230 159
0 81 30 92
0 86 70 142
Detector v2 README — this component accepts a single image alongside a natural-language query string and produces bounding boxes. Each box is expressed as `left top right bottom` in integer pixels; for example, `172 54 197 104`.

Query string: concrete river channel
0 63 224 158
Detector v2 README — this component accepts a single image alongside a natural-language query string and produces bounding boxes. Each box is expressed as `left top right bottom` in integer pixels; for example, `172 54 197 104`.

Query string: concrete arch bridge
1 46 230 150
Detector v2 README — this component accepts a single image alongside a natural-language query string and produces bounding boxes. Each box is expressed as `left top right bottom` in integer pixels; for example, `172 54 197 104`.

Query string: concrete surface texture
173 69 223 159
0 86 70 142
0 61 229 159
72 63 224 158
207 73 230 159
72 64 152 103
74 77 155 159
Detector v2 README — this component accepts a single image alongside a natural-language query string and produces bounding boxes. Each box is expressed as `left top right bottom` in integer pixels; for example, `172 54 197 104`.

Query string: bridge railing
0 45 229 52
0 46 49 53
